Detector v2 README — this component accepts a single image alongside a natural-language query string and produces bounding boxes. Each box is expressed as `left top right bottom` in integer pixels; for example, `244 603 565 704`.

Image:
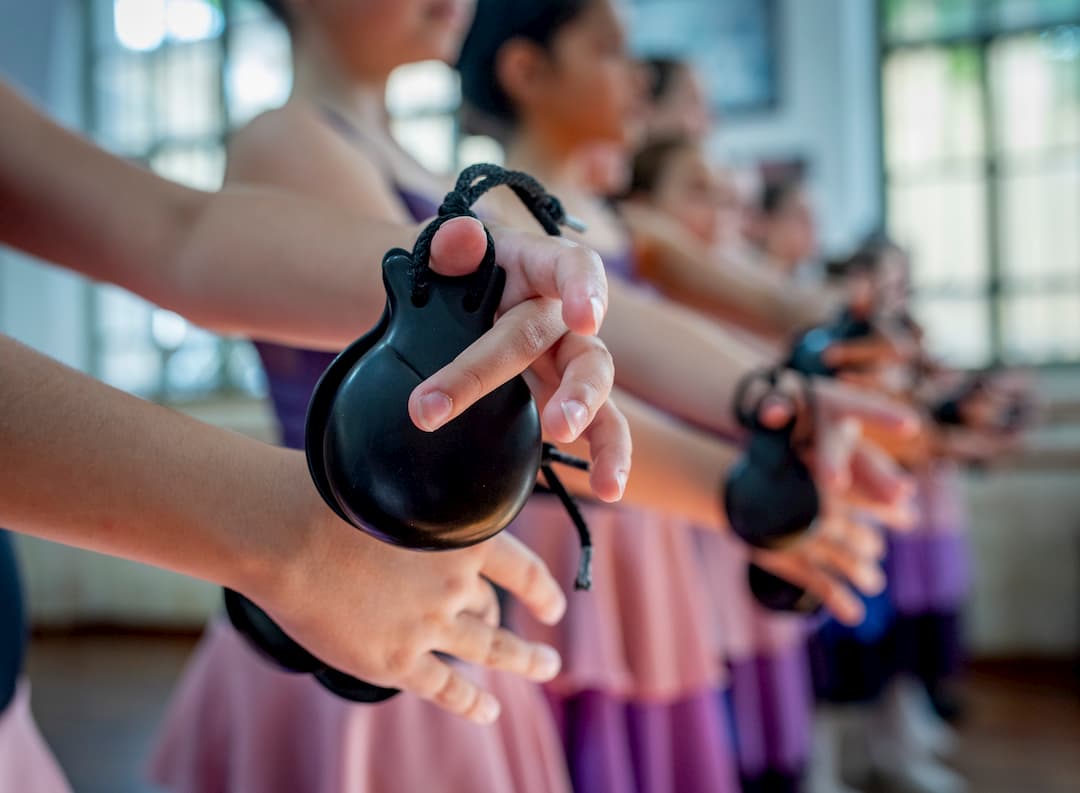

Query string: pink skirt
0 681 70 793
696 530 813 780
507 496 739 793
507 497 726 700
150 620 572 793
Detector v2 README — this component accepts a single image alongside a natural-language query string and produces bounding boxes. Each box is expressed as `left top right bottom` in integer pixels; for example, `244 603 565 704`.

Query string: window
84 0 478 401
881 0 1080 366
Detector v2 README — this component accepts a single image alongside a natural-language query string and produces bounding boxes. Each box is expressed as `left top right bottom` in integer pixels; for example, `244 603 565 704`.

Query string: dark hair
457 0 591 127
826 231 903 279
627 136 696 196
759 175 805 216
256 0 291 26
644 57 688 102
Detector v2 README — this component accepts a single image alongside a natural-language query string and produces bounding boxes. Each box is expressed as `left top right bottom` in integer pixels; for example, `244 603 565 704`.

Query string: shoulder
224 102 408 222
226 103 385 189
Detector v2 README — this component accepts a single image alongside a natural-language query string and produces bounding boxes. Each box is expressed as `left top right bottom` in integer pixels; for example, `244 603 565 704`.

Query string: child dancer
625 135 817 793
152 1 913 790
458 4 905 791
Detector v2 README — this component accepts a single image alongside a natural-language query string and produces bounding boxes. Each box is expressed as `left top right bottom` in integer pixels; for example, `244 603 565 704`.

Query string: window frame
877 0 1080 368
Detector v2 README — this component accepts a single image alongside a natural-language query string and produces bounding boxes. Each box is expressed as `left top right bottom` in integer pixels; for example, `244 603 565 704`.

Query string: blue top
253 111 440 450
0 530 26 713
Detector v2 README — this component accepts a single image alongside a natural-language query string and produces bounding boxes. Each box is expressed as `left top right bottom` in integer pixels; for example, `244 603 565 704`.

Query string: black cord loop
732 366 817 450
407 163 594 588
540 444 593 591
409 164 579 306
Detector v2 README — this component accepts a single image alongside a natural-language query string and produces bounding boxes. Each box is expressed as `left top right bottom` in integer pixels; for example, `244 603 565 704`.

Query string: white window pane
101 349 163 395
227 21 292 126
884 47 986 171
911 297 993 366
392 116 456 174
94 55 154 153
990 33 1080 154
150 145 225 190
155 40 224 139
225 341 269 397
1002 294 1080 363
887 174 989 292
999 157 1080 289
386 61 459 116
458 134 504 168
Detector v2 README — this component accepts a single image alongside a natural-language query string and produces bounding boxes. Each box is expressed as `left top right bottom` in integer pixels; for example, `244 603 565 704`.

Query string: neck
504 127 589 193
289 32 389 133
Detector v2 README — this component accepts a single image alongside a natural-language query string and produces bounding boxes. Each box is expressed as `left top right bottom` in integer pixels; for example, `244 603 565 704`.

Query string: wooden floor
22 634 1080 793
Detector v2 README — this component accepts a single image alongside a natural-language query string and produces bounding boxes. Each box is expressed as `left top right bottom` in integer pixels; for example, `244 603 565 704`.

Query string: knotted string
412 163 595 590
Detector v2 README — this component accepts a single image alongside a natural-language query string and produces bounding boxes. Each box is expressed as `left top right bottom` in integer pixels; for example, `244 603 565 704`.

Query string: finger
462 579 500 628
803 531 885 596
848 441 915 518
481 533 567 626
814 416 861 491
522 371 630 503
836 370 890 391
400 654 501 725
818 512 886 560
442 614 562 682
815 377 921 436
822 337 904 369
753 550 865 626
539 333 615 443
429 216 490 277
409 298 565 431
757 394 795 430
580 400 632 502
488 225 609 336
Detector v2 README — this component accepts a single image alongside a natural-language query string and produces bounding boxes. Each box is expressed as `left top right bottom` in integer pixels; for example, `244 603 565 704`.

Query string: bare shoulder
224 102 406 220
226 104 378 184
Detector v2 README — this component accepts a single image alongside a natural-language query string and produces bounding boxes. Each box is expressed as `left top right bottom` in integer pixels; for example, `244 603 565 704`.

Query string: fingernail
615 469 628 497
543 592 568 625
561 400 588 439
476 695 501 725
590 296 605 331
535 645 562 680
417 391 453 431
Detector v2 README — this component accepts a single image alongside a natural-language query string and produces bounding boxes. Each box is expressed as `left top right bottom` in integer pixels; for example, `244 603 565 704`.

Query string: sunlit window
84 1 467 401
881 0 1080 365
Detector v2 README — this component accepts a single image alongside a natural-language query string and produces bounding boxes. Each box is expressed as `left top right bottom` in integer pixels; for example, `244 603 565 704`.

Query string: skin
0 79 638 722
214 0 920 624
489 0 922 619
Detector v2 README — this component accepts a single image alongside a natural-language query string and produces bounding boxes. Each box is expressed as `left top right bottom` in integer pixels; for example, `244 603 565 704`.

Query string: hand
408 217 630 501
251 452 569 725
743 378 918 624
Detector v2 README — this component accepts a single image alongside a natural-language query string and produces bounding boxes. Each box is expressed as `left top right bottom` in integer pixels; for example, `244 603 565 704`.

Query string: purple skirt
726 647 813 781
547 688 739 793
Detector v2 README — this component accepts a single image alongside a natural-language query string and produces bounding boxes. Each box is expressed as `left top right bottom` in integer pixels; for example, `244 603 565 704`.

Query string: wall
713 0 882 255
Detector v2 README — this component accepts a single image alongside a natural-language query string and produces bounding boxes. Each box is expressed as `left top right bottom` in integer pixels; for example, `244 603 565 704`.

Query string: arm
0 333 573 723
552 388 884 625
0 82 631 496
620 202 840 338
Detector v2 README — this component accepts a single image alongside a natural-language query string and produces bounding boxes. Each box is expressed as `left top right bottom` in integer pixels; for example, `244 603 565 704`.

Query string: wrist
223 447 332 605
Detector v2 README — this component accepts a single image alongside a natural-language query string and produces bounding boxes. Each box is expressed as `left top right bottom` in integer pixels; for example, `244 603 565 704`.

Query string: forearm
601 280 771 436
0 81 417 350
656 244 838 337
558 390 739 529
0 334 311 595
0 82 196 290
170 187 419 349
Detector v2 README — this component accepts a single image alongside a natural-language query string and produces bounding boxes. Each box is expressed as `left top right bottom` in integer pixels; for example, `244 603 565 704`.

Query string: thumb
429 216 489 277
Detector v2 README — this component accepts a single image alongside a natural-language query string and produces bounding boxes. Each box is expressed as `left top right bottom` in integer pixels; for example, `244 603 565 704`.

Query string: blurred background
1 1 1079 791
